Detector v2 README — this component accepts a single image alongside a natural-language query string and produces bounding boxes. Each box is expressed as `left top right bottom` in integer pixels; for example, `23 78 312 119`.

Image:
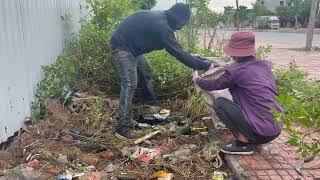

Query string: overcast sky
153 0 256 13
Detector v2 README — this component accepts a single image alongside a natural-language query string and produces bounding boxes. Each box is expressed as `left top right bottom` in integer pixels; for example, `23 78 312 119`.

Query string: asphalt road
218 30 320 48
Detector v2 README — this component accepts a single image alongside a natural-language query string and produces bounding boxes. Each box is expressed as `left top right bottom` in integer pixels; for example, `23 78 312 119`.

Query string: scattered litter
0 87 234 179
58 171 73 180
105 164 117 173
121 147 137 158
169 122 178 132
212 171 227 180
129 145 173 164
138 151 160 163
134 130 161 144
131 147 160 163
163 144 196 163
202 144 223 168
138 123 152 128
57 154 69 164
86 165 96 171
178 120 188 125
200 132 208 136
294 163 303 176
139 109 171 125
61 135 73 143
191 127 208 132
26 153 40 162
150 170 173 180
73 172 86 178
24 159 40 169
80 172 101 180
141 105 161 114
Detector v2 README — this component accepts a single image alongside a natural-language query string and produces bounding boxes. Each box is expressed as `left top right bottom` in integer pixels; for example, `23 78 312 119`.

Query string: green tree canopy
238 5 250 21
252 2 273 16
132 0 156 10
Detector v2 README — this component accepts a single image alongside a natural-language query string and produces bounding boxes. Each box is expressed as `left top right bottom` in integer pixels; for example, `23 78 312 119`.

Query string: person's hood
165 3 191 31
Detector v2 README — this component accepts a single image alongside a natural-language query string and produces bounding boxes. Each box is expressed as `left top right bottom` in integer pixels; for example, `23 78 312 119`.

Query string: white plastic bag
194 57 234 130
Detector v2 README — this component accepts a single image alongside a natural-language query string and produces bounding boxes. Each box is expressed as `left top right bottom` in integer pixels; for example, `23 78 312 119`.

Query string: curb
225 155 248 180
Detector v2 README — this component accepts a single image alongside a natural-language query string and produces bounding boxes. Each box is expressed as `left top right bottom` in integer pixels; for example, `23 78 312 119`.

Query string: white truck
255 16 280 29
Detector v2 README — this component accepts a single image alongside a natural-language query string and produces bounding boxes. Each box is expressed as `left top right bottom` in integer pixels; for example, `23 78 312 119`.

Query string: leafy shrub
274 63 320 157
31 0 223 121
73 24 119 93
256 45 272 60
32 53 78 120
147 50 193 98
181 87 209 121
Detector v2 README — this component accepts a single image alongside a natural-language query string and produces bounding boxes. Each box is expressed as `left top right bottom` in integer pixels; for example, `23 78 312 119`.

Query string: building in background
256 0 289 13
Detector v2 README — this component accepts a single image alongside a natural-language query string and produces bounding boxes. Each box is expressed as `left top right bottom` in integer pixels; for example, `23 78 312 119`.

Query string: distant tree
132 0 156 10
238 6 249 21
306 0 318 50
252 2 272 17
299 0 313 27
276 6 292 27
222 6 235 27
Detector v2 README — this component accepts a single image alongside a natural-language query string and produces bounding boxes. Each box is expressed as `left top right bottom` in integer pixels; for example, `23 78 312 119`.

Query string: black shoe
129 120 138 128
219 141 254 155
114 129 142 140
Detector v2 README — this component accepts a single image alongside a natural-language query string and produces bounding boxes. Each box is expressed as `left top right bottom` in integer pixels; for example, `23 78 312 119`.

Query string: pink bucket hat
223 30 256 57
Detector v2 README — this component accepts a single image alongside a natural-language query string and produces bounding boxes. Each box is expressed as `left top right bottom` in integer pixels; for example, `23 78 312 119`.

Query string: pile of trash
0 88 233 180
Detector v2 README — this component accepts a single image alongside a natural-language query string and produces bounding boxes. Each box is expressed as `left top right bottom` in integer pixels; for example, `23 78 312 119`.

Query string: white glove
209 63 216 70
192 71 200 82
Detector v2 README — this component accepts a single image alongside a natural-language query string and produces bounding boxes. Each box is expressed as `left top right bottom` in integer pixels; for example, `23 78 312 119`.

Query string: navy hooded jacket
109 3 210 70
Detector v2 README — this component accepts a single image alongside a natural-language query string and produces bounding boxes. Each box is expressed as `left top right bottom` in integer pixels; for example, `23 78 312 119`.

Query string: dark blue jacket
110 3 210 70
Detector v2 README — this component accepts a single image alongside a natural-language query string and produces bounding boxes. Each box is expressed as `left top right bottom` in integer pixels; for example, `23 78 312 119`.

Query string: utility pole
306 0 318 50
236 0 240 30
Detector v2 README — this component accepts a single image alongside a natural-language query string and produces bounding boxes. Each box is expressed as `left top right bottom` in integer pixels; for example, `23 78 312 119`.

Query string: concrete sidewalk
217 130 320 180
263 44 320 80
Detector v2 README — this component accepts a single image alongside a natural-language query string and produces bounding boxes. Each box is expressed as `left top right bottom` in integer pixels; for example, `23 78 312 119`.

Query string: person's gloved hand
194 56 220 70
192 70 200 82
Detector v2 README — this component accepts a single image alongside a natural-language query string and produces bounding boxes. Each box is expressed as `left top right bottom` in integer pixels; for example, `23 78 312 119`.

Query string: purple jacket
196 57 282 136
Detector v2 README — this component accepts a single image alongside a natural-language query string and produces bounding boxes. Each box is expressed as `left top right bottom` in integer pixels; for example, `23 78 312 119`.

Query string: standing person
194 31 283 155
110 3 212 140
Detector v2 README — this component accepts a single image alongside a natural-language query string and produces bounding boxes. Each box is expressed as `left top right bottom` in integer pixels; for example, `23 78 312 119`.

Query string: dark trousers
114 50 155 132
213 97 279 145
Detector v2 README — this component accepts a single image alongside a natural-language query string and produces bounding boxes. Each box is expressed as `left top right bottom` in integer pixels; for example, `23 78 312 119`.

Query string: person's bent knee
214 97 230 108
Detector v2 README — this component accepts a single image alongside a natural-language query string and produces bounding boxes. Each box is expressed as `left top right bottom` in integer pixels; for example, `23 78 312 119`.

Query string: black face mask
165 3 191 31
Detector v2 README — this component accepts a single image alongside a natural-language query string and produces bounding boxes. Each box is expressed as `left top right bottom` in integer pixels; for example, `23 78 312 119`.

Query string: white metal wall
0 0 84 143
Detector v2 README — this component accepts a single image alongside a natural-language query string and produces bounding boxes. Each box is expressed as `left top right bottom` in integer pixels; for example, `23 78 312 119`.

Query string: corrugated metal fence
0 0 84 143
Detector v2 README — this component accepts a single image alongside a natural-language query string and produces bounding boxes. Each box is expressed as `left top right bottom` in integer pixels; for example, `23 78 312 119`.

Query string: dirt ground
0 88 233 180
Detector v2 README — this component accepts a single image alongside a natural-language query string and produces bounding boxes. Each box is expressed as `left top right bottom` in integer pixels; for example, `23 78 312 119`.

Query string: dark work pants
113 50 155 132
213 97 279 145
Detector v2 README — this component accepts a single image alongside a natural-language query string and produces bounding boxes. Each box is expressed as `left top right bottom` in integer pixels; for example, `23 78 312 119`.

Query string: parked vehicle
255 16 280 29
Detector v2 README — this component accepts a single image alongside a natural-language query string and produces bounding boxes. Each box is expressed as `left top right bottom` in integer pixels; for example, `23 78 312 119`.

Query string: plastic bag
193 57 235 129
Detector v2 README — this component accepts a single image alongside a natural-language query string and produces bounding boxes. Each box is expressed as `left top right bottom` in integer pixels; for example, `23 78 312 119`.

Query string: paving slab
218 130 320 180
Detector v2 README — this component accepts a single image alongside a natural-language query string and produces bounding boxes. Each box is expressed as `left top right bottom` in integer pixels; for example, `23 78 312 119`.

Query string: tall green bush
32 0 223 121
274 63 320 157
